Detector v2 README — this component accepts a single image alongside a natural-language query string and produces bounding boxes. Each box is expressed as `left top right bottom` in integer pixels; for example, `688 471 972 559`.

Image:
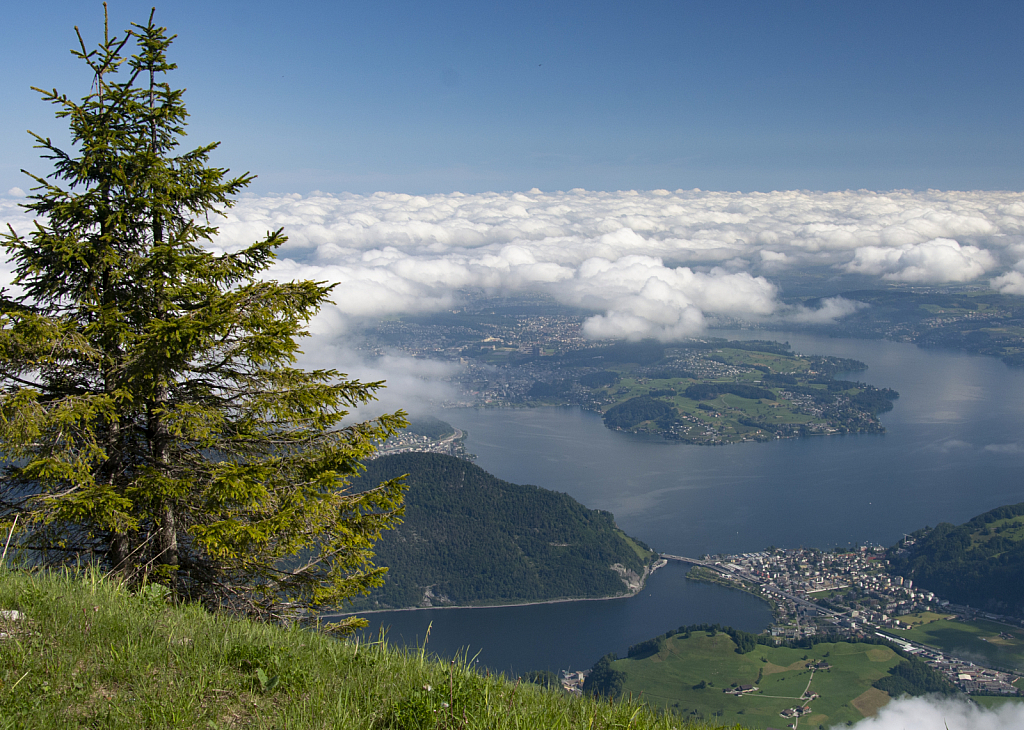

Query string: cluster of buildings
723 684 759 695
690 547 1022 696
884 634 1020 695
635 351 748 380
946 662 1018 695
373 429 468 460
559 669 589 696
778 703 813 720
718 547 945 625
364 308 588 364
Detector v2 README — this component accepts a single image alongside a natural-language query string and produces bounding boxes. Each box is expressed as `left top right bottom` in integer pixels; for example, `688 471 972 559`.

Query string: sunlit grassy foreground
0 568 737 729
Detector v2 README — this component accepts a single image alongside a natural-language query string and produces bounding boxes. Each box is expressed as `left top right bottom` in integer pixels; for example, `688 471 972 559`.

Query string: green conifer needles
0 9 407 626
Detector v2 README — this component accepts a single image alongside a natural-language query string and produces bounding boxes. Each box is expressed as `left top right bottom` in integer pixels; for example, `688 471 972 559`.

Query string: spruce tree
0 9 406 628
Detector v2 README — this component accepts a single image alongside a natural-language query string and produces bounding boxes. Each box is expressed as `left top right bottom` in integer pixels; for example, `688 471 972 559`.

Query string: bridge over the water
659 554 707 566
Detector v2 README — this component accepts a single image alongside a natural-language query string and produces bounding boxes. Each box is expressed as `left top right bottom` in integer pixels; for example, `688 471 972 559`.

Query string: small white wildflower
422 684 432 692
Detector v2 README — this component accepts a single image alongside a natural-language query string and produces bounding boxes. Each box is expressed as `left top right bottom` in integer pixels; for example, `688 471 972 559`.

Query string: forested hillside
888 502 1024 615
346 453 654 609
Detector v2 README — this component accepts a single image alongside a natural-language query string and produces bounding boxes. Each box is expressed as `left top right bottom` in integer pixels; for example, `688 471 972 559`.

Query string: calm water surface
359 332 1024 674
363 562 771 675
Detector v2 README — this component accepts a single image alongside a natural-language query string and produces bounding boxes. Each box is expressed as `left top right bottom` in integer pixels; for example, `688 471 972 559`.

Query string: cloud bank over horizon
205 187 1024 341
4 187 1024 406
5 187 1024 344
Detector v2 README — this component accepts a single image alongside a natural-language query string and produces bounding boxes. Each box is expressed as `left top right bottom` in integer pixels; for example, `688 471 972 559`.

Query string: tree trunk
109 532 130 573
158 500 178 567
150 386 177 569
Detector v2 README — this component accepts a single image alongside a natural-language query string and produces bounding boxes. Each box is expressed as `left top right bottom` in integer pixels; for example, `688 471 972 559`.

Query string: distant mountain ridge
888 501 1024 615
347 453 655 610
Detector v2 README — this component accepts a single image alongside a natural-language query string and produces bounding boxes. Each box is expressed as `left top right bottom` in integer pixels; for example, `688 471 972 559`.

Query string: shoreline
685 565 778 620
321 558 669 621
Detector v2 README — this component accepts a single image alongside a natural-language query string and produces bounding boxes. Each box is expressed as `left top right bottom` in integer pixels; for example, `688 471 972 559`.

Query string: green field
970 514 1024 550
891 611 1024 672
973 695 1024 710
615 632 902 728
704 349 811 374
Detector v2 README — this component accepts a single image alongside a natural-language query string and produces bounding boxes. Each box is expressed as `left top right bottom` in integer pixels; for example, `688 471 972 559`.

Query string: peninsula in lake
360 297 898 445
537 340 898 444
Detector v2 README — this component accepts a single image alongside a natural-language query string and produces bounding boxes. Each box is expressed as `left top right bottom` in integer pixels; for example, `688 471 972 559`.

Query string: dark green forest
583 654 627 699
872 655 958 697
580 371 621 388
888 501 1024 615
346 453 654 610
681 383 775 401
603 396 676 430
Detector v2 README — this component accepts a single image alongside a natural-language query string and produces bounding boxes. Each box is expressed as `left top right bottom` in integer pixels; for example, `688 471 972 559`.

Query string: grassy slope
616 632 902 729
0 568 735 730
891 611 1024 673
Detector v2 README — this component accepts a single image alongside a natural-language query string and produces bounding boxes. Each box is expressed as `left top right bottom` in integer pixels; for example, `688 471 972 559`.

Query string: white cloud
784 296 868 324
556 255 777 341
5 188 25 198
843 238 997 283
297 336 463 421
990 252 1024 295
845 695 1024 730
991 270 1024 295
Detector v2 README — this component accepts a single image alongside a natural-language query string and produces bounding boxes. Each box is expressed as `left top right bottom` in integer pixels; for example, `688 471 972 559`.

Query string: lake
358 331 1024 674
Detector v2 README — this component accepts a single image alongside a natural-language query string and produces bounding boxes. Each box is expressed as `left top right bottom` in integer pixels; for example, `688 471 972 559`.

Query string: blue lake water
360 561 771 676
358 331 1024 674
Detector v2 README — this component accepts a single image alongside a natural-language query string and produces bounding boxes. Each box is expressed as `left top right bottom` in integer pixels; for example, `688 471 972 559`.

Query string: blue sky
2 1 1023 195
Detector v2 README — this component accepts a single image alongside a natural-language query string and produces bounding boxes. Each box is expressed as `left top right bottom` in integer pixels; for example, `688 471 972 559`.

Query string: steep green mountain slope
888 502 1024 615
347 453 654 610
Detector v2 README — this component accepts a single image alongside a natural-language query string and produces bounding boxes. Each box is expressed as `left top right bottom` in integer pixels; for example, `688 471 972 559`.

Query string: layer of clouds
7 189 1024 345
5 188 1024 405
191 188 1024 343
847 695 1024 730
